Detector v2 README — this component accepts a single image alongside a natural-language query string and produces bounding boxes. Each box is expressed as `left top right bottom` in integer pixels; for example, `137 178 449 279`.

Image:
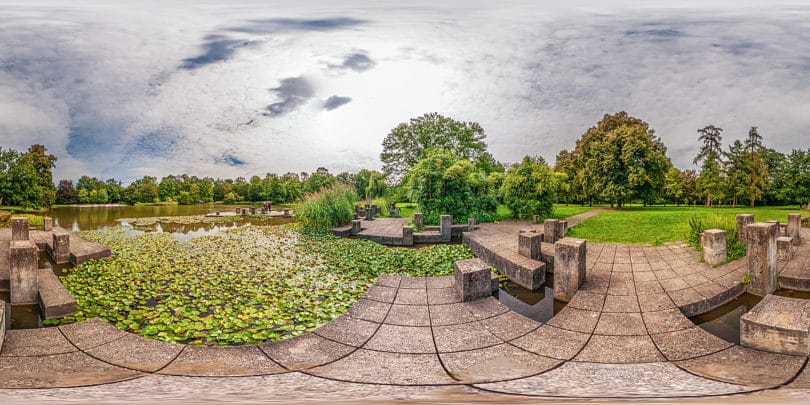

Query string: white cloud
0 0 808 183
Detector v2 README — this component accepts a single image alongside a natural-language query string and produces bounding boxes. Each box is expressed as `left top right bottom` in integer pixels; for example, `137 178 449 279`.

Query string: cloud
329 51 376 72
264 77 314 117
225 17 366 34
216 152 245 167
323 96 352 111
179 35 255 70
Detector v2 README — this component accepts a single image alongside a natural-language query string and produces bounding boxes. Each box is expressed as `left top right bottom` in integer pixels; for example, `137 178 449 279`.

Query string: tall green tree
744 126 768 207
694 125 724 207
26 144 57 206
556 112 670 208
724 140 748 207
381 113 487 182
500 156 558 219
56 179 78 204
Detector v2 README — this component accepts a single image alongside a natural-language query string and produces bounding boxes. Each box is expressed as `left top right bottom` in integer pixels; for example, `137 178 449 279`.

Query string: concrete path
3 210 810 402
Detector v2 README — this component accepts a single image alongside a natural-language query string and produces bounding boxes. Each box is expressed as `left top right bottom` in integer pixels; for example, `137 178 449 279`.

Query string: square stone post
518 231 542 260
787 214 802 246
43 217 53 231
557 220 568 239
467 217 476 232
543 219 560 244
440 215 452 241
402 226 413 246
11 217 29 241
364 208 372 221
250 207 256 215
52 229 71 264
746 222 777 297
414 213 423 229
454 258 493 301
777 236 794 260
701 229 727 265
736 214 754 242
553 238 587 302
532 214 540 224
10 240 38 305
371 205 378 216
351 220 362 235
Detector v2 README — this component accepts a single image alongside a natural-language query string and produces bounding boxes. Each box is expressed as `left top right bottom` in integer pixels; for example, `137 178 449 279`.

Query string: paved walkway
4 210 810 402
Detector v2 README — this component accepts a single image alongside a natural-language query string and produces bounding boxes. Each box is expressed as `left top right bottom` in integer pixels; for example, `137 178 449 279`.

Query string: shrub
297 184 358 232
686 214 746 263
500 156 558 220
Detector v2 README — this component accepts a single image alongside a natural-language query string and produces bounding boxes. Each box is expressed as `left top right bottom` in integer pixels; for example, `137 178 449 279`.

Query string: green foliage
554 112 670 207
407 149 498 224
222 192 240 204
56 224 472 345
0 144 57 208
297 184 358 232
694 125 725 207
365 172 389 199
686 214 746 263
381 112 488 182
302 167 336 194
741 273 751 284
500 156 558 220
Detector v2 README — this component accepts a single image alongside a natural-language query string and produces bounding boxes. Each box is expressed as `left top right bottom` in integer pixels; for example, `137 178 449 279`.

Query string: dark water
495 273 566 322
0 291 44 329
47 203 271 231
690 290 810 344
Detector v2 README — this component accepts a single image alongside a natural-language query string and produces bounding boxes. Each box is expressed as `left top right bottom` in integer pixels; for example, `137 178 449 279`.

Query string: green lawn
551 205 605 220
567 205 807 244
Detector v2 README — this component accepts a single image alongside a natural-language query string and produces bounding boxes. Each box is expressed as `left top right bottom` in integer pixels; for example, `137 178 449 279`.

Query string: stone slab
553 237 587 302
384 303 431 326
574 334 665 364
440 344 561 383
9 239 38 305
740 294 810 356
86 333 184 373
314 314 379 347
453 258 493 302
308 349 456 385
59 317 129 350
0 327 77 357
159 345 284 376
260 333 354 369
479 311 540 341
37 268 77 319
432 321 502 353
0 351 142 389
0 301 5 354
651 327 733 361
511 324 590 360
11 217 29 241
363 324 435 354
675 346 805 388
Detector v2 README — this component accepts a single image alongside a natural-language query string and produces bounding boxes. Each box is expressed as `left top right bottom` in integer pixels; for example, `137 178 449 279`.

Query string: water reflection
495 273 566 323
0 291 44 329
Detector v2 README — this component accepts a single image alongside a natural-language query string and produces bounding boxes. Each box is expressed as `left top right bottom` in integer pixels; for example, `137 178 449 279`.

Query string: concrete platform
740 294 810 356
37 268 78 319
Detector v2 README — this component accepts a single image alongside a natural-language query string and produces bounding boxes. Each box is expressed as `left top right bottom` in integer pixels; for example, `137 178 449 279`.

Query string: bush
500 156 558 220
297 184 358 232
687 214 746 263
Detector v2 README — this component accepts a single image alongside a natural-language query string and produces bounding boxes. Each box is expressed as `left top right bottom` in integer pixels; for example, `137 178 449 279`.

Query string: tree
500 156 558 219
0 146 53 208
56 179 78 204
694 125 724 207
743 127 768 207
365 172 388 199
381 113 487 182
663 168 684 205
407 149 497 223
302 167 335 194
556 112 670 208
773 149 810 208
724 140 748 207
26 144 57 206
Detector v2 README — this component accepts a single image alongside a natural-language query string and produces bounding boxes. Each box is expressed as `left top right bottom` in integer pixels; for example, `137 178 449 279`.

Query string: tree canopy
381 112 488 183
500 156 558 219
555 112 670 208
0 144 57 208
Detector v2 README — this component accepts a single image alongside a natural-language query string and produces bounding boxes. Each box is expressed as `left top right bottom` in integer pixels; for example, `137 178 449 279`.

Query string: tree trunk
706 194 711 208
749 198 755 208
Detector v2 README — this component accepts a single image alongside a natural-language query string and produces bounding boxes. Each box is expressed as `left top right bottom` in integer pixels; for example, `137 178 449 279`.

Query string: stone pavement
4 212 810 401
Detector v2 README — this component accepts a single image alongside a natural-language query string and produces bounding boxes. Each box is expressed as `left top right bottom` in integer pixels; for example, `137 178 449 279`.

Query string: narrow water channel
495 273 566 323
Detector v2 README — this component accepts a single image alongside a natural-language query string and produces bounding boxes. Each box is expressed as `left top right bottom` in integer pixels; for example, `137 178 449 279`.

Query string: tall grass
297 184 358 233
687 214 746 262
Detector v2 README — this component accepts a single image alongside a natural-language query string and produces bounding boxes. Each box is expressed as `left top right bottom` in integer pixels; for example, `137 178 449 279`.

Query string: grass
55 224 473 346
550 204 604 220
567 205 806 244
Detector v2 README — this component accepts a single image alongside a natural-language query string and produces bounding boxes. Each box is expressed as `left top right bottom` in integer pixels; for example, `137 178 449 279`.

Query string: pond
47 203 274 231
495 273 566 323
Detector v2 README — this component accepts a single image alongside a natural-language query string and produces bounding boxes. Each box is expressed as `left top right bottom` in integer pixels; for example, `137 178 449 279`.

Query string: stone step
68 235 111 265
740 294 810 356
37 268 77 320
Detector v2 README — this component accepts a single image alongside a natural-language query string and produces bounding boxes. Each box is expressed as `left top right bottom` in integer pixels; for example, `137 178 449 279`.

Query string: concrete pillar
787 214 802 246
284 209 290 216
467 217 476 232
414 213 423 229
518 231 542 260
543 219 560 244
557 220 568 239
52 229 71 264
43 217 53 231
532 214 540 224
454 258 493 301
736 214 754 242
701 229 727 266
11 217 29 241
250 207 256 215
10 240 38 305
351 220 362 235
777 236 794 260
746 222 778 297
553 238 587 302
440 215 452 241
402 226 413 246
364 208 372 221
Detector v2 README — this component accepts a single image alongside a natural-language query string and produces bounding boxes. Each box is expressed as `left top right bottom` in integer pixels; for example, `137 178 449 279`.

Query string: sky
1 0 809 183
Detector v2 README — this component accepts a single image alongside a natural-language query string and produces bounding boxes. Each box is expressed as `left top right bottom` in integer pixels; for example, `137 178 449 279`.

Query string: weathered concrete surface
10 239 38 305
736 214 754 242
440 215 452 242
402 226 413 246
11 217 29 241
787 213 802 246
778 236 794 260
746 222 777 296
413 213 423 229
543 219 560 244
350 219 361 235
517 231 541 260
464 225 546 290
43 217 53 231
740 294 810 356
37 268 78 319
553 238 586 302
454 258 493 302
701 229 727 266
49 228 71 264
0 301 6 354
68 233 112 265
